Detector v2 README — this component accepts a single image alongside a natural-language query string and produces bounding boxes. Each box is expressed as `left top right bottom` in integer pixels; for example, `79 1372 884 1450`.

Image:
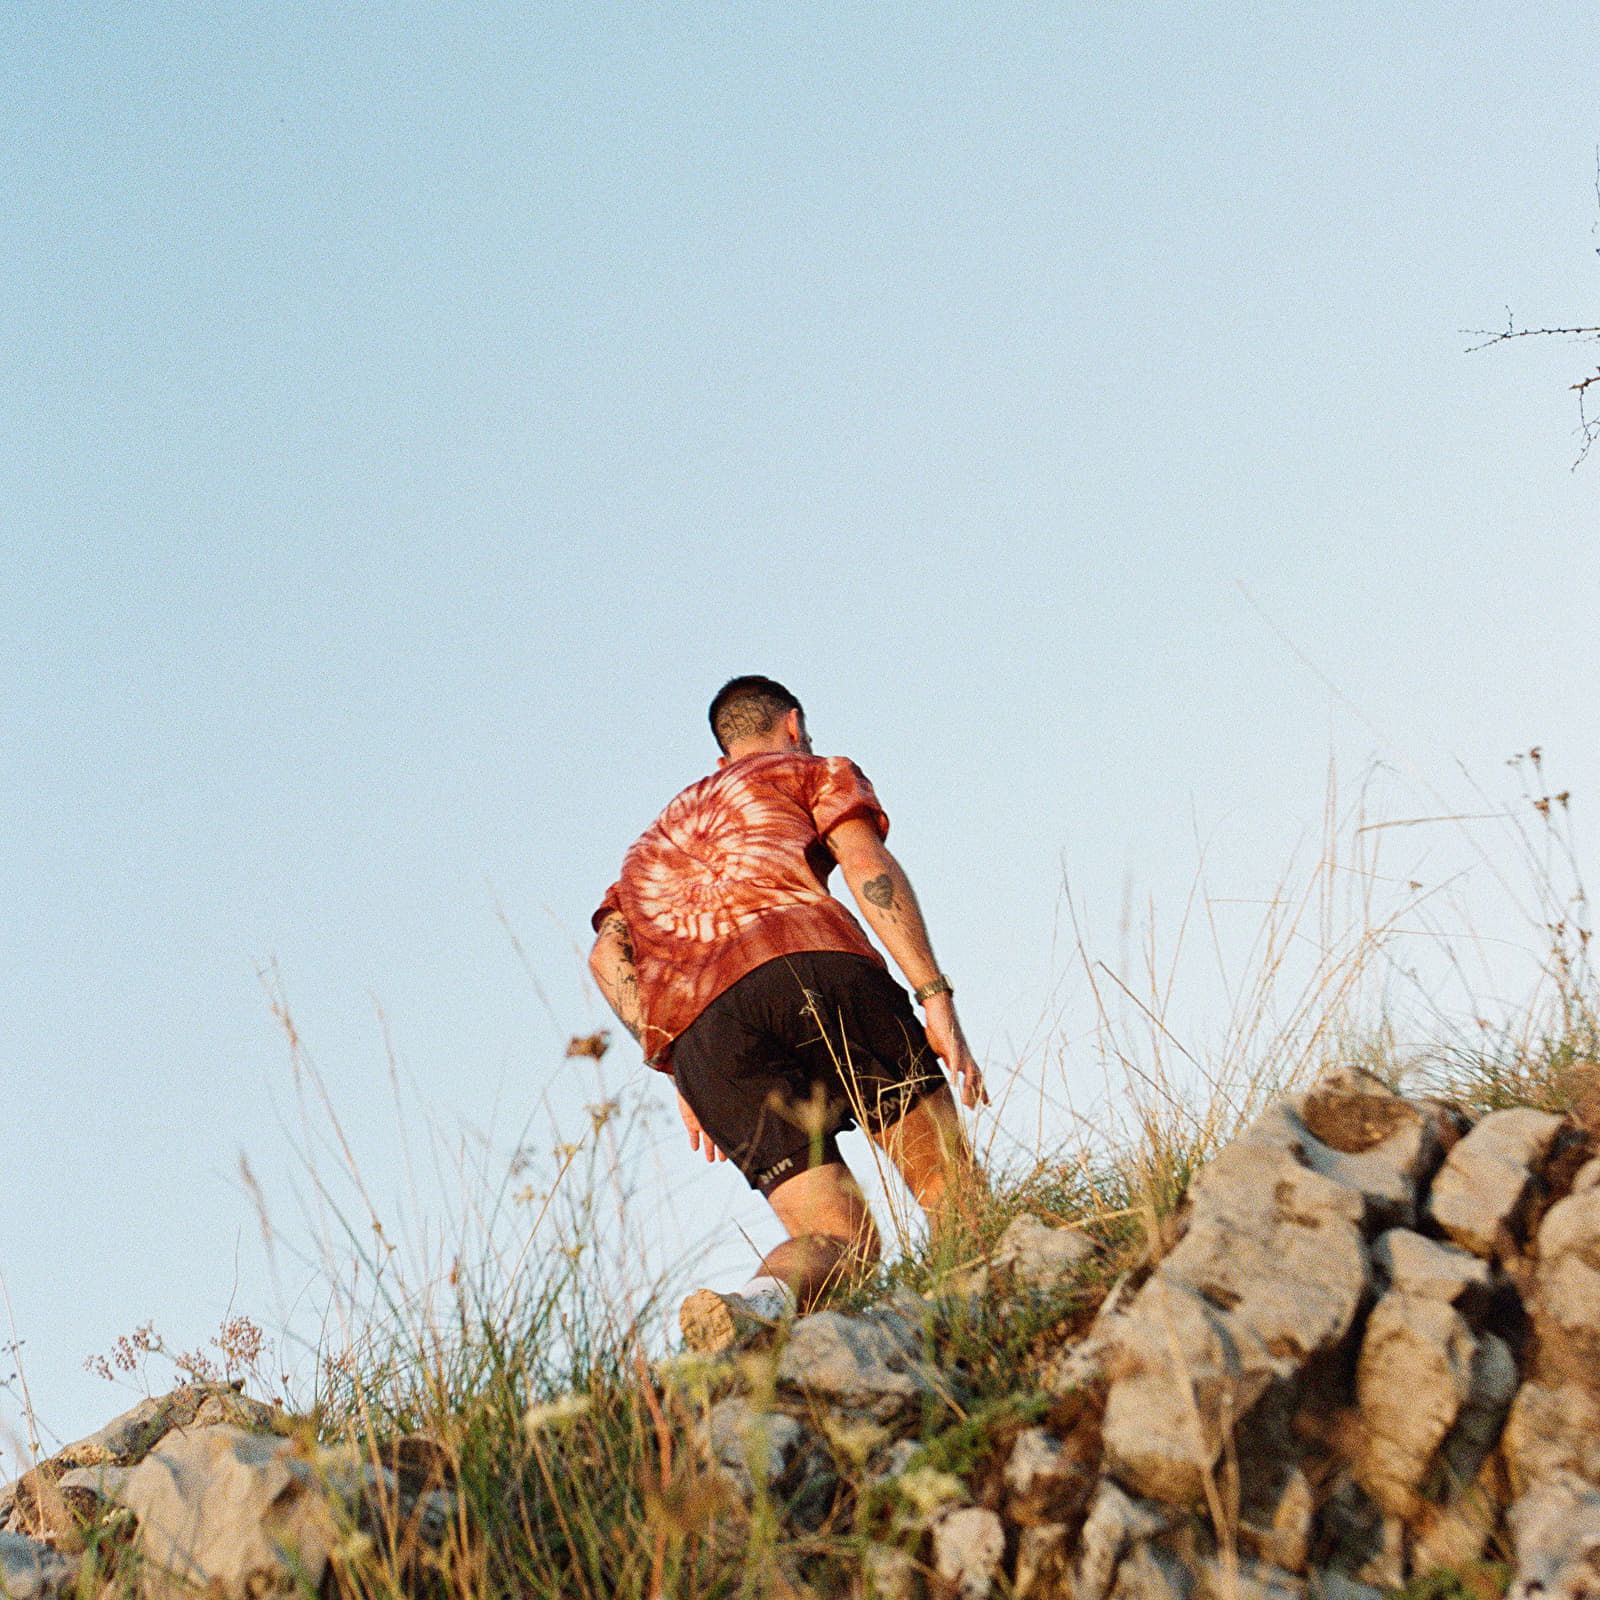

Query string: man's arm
588 913 725 1161
588 911 646 1046
823 817 988 1109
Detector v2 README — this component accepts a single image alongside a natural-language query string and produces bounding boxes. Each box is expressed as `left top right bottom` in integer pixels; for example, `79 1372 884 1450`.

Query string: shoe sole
679 1288 778 1354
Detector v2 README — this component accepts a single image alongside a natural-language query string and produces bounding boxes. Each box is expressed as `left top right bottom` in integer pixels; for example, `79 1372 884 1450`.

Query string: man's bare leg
679 1162 881 1351
870 1083 986 1241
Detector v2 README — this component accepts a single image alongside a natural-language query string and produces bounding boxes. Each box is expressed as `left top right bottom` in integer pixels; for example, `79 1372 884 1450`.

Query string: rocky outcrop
663 1066 1600 1598
0 1385 454 1600
13 1064 1600 1600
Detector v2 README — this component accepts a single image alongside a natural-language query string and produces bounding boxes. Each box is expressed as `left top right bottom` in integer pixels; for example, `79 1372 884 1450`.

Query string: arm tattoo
862 873 896 909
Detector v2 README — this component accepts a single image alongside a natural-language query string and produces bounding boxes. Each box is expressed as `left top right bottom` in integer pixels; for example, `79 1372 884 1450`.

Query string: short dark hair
708 676 803 754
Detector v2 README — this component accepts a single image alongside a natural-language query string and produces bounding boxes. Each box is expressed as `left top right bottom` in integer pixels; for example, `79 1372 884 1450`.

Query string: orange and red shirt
593 751 889 1068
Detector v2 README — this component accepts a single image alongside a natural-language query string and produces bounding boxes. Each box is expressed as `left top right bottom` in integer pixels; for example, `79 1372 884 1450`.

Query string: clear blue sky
4 1 1597 1455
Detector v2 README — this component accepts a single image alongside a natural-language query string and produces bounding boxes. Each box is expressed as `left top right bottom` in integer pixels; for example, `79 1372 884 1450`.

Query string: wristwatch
912 974 954 1004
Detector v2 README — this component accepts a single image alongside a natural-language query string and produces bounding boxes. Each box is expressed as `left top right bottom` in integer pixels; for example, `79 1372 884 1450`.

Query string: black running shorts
669 951 947 1195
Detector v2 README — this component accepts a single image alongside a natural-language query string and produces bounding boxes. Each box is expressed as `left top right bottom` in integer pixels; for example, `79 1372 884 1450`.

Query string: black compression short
669 951 946 1195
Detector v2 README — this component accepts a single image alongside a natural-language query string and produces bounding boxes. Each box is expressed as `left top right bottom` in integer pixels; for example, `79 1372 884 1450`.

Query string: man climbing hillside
589 675 986 1353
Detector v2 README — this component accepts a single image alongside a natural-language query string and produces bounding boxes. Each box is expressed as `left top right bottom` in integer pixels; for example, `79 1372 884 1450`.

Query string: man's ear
784 708 802 745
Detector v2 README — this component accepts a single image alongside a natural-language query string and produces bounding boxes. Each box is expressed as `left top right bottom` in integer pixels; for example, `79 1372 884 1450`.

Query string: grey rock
1353 1291 1477 1516
1015 1523 1070 1599
1102 1277 1272 1504
112 1422 447 1600
708 1399 806 1501
1074 1480 1176 1600
1503 1380 1600 1497
993 1216 1096 1289
930 1506 1004 1600
1437 1330 1518 1492
1571 1157 1600 1194
1102 1110 1370 1504
1111 1541 1191 1600
54 1462 133 1500
863 1542 923 1600
1005 1425 1093 1526
1508 1475 1600 1600
1412 1459 1503 1574
1195 1557 1305 1600
1306 1575 1385 1600
1312 1476 1406 1588
0 1533 76 1600
1371 1228 1493 1314
1426 1106 1564 1258
1293 1068 1450 1228
1533 1188 1600 1383
777 1310 939 1423
1238 1465 1315 1573
115 1425 346 1600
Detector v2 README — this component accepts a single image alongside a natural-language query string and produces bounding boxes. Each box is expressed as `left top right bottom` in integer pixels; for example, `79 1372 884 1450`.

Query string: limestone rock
1195 1557 1305 1600
1426 1106 1564 1258
992 1216 1096 1290
1238 1465 1315 1573
1353 1292 1477 1516
1101 1278 1271 1504
1412 1458 1503 1574
1508 1474 1600 1600
776 1310 938 1423
863 1542 922 1600
1102 1105 1369 1504
708 1400 806 1501
930 1506 1004 1600
1004 1424 1096 1527
115 1426 346 1600
1015 1523 1070 1599
0 1532 76 1600
1503 1380 1600 1497
1074 1479 1176 1600
1110 1541 1191 1600
1370 1228 1493 1315
1533 1186 1600 1383
1293 1068 1451 1228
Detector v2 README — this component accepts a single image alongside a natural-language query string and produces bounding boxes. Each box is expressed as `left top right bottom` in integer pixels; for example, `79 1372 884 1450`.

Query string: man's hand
677 1090 725 1162
922 994 988 1109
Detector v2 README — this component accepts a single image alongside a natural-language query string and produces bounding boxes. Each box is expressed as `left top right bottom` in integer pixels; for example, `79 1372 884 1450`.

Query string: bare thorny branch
1462 149 1600 465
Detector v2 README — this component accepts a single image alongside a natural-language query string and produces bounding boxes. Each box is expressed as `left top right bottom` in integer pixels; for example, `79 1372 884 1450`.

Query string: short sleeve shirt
593 752 889 1068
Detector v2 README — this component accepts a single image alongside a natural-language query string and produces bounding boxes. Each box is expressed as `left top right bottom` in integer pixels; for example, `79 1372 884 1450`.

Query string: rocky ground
7 1064 1600 1599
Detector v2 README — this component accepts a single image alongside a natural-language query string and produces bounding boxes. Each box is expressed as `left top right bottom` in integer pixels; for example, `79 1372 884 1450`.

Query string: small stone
1195 1557 1304 1600
1353 1292 1477 1517
1073 1481 1175 1600
776 1311 938 1423
863 1542 923 1600
993 1216 1096 1289
1015 1523 1069 1599
1503 1381 1600 1497
0 1532 76 1600
1111 1541 1191 1600
1426 1106 1564 1258
1370 1229 1493 1314
930 1506 1004 1600
1508 1475 1600 1600
708 1399 805 1501
1004 1425 1096 1527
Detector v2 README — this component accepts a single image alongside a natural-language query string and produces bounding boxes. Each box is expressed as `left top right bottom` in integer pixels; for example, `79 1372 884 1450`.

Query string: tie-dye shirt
593 751 889 1068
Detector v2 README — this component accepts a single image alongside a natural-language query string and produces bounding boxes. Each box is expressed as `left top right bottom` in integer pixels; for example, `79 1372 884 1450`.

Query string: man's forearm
588 913 646 1044
841 851 943 994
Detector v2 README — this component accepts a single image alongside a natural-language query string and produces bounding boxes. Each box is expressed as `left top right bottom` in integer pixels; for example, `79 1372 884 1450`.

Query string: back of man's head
708 676 803 754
